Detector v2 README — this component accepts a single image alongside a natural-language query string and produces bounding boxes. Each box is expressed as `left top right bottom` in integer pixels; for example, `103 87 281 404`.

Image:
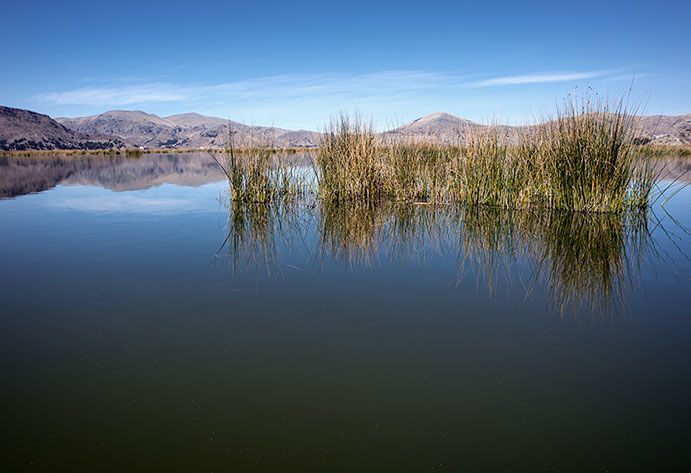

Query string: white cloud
44 191 214 215
31 69 627 129
468 71 609 87
34 71 453 107
35 83 186 106
34 70 618 107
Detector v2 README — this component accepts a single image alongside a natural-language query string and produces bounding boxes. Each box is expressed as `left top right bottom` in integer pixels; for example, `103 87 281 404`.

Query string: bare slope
388 112 691 145
386 112 516 144
0 106 124 151
57 111 321 148
9 107 688 151
635 114 691 145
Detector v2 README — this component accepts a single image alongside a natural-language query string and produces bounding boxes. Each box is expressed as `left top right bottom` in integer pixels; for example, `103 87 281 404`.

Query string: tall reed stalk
316 113 385 202
211 129 303 203
312 93 655 212
536 94 652 211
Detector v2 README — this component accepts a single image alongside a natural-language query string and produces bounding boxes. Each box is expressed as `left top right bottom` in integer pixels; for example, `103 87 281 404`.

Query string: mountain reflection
219 199 656 319
0 152 313 197
0 153 224 197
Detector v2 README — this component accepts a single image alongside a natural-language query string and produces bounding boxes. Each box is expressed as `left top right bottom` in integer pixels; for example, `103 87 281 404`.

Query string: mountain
391 112 481 136
385 112 519 144
388 112 691 145
57 111 321 149
4 106 689 151
0 106 124 151
634 114 691 145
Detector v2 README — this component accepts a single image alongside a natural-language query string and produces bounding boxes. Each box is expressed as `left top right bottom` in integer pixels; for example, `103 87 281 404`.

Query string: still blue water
1 154 690 471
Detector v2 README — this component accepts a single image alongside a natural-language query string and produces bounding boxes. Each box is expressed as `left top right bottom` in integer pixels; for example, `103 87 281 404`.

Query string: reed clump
211 131 304 204
313 93 656 213
450 128 530 207
125 148 144 157
316 113 385 202
387 140 453 203
534 94 653 211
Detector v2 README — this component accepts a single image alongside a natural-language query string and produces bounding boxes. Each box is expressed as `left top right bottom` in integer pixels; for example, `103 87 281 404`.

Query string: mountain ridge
3 106 690 150
0 106 125 151
56 110 321 149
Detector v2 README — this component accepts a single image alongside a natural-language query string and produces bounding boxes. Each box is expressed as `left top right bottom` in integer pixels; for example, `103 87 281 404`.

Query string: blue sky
2 0 690 130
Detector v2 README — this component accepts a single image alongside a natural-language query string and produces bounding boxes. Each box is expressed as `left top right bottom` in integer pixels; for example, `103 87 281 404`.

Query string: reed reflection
456 207 650 318
215 200 300 280
218 199 654 319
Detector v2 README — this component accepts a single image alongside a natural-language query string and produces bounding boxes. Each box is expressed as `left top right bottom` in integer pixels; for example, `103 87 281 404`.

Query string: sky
2 0 690 131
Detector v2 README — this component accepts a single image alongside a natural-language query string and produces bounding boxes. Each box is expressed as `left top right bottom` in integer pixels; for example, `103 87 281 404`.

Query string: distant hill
3 106 689 151
385 112 517 144
391 112 481 136
388 112 691 145
0 106 124 151
57 111 321 149
634 114 691 145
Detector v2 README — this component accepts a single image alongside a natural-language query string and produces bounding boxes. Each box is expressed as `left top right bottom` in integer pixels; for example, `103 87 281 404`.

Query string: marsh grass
387 140 453 203
316 114 385 202
210 130 305 203
450 128 528 207
646 145 691 157
535 94 654 211
313 94 657 213
125 148 144 157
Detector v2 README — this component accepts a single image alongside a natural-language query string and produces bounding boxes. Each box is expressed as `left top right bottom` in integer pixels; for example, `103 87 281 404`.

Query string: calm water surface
1 153 690 472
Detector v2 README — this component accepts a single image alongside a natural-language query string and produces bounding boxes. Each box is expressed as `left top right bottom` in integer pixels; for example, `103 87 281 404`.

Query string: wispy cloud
32 69 628 129
35 70 615 107
45 189 216 215
35 83 186 106
468 71 609 87
34 72 443 107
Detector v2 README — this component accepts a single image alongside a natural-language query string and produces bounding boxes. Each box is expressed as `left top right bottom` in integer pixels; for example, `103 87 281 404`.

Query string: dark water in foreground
1 154 690 472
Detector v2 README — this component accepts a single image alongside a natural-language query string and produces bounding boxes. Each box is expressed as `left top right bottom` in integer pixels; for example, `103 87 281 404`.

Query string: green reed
316 113 385 203
535 94 653 211
211 130 304 204
312 93 656 213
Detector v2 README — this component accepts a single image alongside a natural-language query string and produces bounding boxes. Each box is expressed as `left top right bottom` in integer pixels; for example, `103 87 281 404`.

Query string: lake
1 152 690 471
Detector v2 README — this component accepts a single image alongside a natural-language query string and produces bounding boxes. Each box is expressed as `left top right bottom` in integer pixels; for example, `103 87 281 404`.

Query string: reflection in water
0 153 223 197
220 199 655 319
215 199 307 280
539 211 648 316
1 151 676 318
0 152 314 197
